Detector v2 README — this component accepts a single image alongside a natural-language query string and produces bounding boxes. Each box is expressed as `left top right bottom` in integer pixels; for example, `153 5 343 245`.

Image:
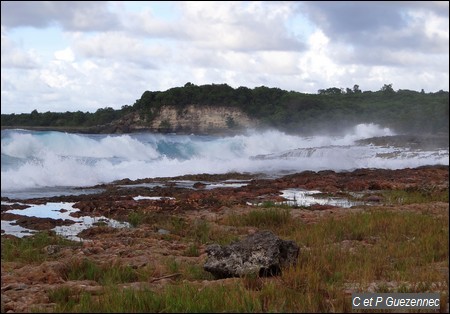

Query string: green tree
380 83 395 94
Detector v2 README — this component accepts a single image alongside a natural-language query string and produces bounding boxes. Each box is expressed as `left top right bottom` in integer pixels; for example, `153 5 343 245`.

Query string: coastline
1 165 449 312
3 125 449 146
0 125 248 136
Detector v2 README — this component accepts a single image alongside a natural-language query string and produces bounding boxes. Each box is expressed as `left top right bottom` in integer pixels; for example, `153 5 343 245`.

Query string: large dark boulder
203 230 299 279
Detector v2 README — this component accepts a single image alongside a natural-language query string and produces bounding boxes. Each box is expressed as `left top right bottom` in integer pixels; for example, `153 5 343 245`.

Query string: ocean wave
1 124 447 192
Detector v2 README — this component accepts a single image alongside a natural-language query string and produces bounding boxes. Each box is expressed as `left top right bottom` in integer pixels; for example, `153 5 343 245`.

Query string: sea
1 123 449 200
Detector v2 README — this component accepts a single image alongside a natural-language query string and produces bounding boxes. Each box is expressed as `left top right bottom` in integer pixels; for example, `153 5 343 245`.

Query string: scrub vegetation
2 83 448 135
3 186 447 313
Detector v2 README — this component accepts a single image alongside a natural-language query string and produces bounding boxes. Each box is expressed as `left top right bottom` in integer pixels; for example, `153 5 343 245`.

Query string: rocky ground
1 165 449 312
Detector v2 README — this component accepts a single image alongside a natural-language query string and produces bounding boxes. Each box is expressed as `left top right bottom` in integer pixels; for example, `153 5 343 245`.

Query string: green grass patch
63 259 139 285
164 256 180 274
207 226 241 246
1 231 80 263
47 286 78 304
187 219 210 243
127 211 144 227
290 209 449 284
226 208 291 229
49 283 263 313
382 188 448 204
183 264 214 281
183 242 200 257
33 207 450 313
127 210 187 233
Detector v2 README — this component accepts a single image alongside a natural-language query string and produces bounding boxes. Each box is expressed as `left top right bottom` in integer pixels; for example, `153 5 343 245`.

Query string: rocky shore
1 165 449 312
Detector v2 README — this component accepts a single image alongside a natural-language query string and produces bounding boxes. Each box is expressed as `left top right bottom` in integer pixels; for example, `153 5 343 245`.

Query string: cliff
109 104 259 134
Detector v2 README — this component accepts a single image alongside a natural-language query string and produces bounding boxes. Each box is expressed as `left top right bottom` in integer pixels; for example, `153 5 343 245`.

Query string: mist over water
1 124 448 195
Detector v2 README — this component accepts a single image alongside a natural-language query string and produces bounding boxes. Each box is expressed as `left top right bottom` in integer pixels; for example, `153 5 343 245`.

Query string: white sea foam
2 132 160 160
1 124 448 193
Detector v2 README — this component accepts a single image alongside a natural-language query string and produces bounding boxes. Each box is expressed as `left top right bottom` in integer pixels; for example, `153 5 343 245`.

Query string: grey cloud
301 1 405 36
334 45 448 70
297 1 448 66
408 1 449 18
1 1 120 31
300 1 448 54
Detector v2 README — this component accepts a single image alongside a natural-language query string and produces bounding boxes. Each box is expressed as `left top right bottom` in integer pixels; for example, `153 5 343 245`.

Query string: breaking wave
1 123 448 192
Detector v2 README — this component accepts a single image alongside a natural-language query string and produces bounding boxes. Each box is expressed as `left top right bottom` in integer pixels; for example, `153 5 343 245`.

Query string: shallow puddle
1 201 129 241
2 187 105 200
280 189 366 208
121 180 249 190
133 196 175 201
171 180 249 190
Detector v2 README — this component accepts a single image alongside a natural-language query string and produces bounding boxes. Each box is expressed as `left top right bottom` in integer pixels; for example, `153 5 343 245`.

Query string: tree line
2 83 448 135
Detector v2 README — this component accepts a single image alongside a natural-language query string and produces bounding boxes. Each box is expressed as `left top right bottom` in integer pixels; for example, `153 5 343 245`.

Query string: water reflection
1 201 129 241
280 189 365 208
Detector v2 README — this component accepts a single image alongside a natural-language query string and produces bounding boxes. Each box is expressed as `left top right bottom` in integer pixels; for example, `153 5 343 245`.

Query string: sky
1 1 449 114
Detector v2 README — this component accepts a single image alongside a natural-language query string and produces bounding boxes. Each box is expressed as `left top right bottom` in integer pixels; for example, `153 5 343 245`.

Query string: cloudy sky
1 1 449 114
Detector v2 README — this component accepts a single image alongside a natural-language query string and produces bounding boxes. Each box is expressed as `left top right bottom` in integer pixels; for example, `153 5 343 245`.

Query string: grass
382 188 448 205
127 211 213 250
48 286 76 304
184 264 214 281
126 210 189 236
226 208 291 229
164 256 180 274
63 258 139 285
127 209 238 245
7 183 448 313
1 230 81 263
127 211 144 228
47 283 263 313
34 205 448 313
289 210 449 287
207 228 240 246
183 243 200 257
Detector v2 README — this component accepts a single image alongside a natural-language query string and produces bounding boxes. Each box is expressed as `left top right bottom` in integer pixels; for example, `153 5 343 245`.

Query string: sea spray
1 124 448 194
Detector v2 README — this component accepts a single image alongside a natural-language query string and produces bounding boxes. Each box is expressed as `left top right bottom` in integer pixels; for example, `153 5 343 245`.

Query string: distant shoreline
2 125 449 144
0 125 246 136
356 133 449 149
1 125 96 133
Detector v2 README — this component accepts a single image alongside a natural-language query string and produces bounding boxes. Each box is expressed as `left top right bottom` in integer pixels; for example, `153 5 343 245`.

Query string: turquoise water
2 124 448 199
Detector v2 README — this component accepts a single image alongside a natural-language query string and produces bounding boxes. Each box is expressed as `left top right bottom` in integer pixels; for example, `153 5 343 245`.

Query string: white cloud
40 66 71 89
69 31 169 68
1 31 40 69
409 8 449 52
298 31 343 83
54 47 75 62
0 1 448 114
179 1 304 51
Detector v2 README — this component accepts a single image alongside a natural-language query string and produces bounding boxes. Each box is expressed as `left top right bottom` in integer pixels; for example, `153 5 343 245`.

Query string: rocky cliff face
112 105 258 134
152 105 257 133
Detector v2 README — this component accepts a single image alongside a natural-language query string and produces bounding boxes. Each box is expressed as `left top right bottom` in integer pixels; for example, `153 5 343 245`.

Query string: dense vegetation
2 83 448 135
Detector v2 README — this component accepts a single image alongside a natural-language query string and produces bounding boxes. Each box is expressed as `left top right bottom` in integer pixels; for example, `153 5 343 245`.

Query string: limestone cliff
113 105 258 134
